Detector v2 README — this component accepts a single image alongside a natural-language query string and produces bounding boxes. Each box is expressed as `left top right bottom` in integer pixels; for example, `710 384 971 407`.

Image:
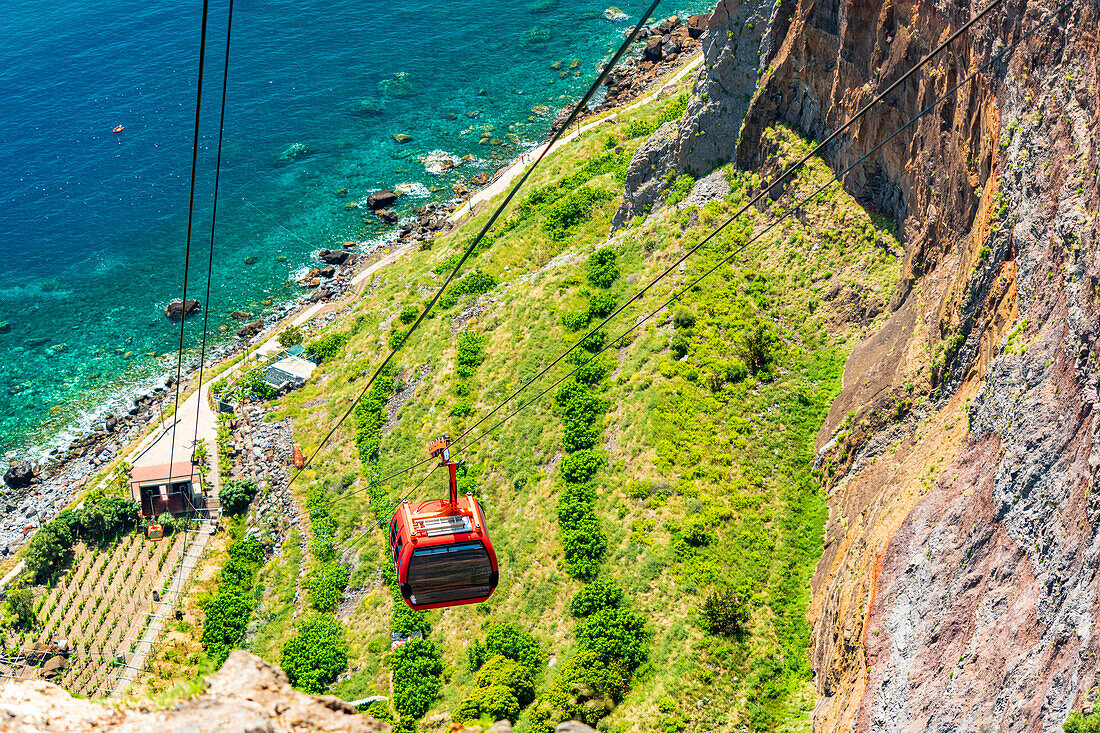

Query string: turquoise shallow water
0 0 708 458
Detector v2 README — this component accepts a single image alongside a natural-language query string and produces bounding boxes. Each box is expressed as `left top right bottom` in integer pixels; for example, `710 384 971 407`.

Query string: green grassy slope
249 77 902 733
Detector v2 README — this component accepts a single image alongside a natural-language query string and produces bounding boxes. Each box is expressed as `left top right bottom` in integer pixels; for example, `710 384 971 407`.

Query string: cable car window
407 542 493 607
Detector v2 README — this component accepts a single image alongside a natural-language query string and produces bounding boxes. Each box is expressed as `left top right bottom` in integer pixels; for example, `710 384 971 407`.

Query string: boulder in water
348 97 384 116
392 133 413 144
165 300 200 319
318 249 350 265
3 462 33 489
656 15 680 34
367 190 398 210
378 71 418 97
229 310 252 320
236 319 264 339
105 414 118 433
376 209 398 224
605 7 628 20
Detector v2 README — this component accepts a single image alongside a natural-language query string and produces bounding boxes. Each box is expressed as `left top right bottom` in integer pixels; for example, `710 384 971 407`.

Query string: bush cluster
529 651 625 733
456 331 485 378
453 654 535 723
353 365 397 466
201 536 264 665
555 380 607 453
391 638 443 721
219 478 258 515
569 577 623 617
622 92 688 139
305 562 350 613
439 270 497 309
543 187 615 241
305 331 348 362
701 586 751 637
585 247 620 288
281 613 348 694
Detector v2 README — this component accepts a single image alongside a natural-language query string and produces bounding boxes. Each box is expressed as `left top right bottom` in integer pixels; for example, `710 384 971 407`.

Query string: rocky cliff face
638 0 1100 729
0 651 389 732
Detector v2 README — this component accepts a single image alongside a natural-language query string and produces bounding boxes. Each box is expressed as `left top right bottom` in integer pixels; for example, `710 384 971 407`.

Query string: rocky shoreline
0 11 707 560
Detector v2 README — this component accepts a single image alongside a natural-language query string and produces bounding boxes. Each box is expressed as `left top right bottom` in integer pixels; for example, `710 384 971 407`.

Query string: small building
262 353 317 392
129 462 203 517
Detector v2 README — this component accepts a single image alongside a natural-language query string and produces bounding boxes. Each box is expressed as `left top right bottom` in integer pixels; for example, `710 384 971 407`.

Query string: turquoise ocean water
0 0 706 458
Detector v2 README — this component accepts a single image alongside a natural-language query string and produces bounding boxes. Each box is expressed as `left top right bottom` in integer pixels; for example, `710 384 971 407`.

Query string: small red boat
113 125 125 134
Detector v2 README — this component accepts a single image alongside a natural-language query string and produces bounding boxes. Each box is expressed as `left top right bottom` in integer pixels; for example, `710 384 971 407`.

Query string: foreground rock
0 650 389 732
3 462 33 489
318 249 350 265
236 319 264 339
164 299 200 319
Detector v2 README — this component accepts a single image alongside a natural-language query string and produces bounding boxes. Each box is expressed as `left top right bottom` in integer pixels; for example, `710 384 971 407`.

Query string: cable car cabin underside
389 436 498 610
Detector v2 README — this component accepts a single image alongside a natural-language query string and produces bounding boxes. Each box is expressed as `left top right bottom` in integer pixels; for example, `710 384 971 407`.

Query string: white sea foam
421 151 462 176
395 181 430 197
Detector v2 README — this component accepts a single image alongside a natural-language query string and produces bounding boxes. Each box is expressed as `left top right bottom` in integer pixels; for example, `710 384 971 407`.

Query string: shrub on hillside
586 248 619 288
278 325 304 347
701 587 751 637
569 578 623 617
681 515 713 547
306 562 350 613
202 536 264 665
281 614 348 694
543 187 614 241
561 309 591 331
529 650 626 733
561 520 606 580
484 623 544 674
4 587 36 629
672 307 696 329
736 320 778 375
453 684 520 724
440 271 497 309
456 331 486 378
391 638 443 720
220 479 259 515
573 356 611 386
23 518 73 583
399 305 419 324
576 607 650 673
305 332 348 362
477 654 535 706
588 293 617 319
559 450 604 485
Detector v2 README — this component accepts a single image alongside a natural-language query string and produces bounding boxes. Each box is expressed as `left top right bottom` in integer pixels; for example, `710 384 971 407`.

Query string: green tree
220 479 259 515
281 614 348 693
576 607 650 673
4 587 36 629
570 578 623 617
453 684 520 723
586 247 620 288
484 623 544 674
306 562 349 613
476 654 535 706
391 638 443 720
529 650 625 733
23 520 73 583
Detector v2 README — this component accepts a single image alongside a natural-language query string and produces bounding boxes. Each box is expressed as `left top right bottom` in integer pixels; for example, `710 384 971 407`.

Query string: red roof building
129 462 203 518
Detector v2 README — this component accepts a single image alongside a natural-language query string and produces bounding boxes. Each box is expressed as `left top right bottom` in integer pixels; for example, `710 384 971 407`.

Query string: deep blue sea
0 0 706 458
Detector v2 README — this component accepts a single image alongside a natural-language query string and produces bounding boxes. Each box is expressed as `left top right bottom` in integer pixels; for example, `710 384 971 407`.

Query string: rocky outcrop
0 650 389 732
658 0 1100 729
631 0 1099 727
164 299 200 319
612 0 779 227
3 463 34 489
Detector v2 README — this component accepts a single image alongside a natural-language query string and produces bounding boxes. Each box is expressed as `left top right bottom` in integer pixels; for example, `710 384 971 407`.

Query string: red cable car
389 434 498 610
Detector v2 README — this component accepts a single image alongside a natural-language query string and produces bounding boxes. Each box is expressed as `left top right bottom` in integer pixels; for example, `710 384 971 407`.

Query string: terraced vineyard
3 531 188 696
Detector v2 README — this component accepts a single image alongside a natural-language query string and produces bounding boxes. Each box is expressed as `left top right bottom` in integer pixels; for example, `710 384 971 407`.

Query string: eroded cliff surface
636 0 1100 729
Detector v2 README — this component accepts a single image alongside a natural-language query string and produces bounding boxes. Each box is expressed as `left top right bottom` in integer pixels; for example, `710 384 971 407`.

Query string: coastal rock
376 209 398 224
656 15 680 34
165 300 200 319
236 320 264 340
104 414 118 433
229 311 252 320
3 463 33 489
348 97 384 115
660 36 680 60
469 172 493 187
309 289 331 303
379 70 418 97
392 133 413 144
243 255 258 265
367 190 398 210
643 36 663 61
686 13 709 38
605 6 628 20
317 249 350 265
